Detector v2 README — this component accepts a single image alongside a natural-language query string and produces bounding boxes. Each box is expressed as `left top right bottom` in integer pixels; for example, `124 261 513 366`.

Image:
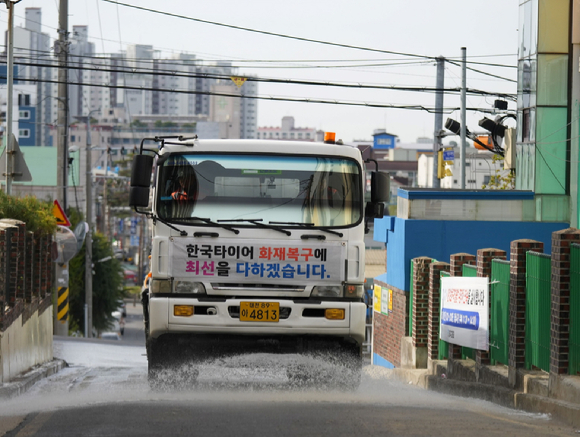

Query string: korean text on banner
440 276 489 351
170 239 345 286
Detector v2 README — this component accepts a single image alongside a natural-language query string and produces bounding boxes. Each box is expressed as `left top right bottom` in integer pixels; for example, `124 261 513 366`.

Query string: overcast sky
3 0 519 144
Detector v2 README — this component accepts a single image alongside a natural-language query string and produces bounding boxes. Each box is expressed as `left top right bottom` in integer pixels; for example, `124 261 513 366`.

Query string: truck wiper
269 221 343 237
152 214 188 236
218 218 291 236
175 216 240 234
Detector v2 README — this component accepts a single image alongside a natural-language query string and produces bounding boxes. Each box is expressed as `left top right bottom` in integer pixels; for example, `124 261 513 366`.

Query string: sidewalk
0 359 67 400
388 359 580 429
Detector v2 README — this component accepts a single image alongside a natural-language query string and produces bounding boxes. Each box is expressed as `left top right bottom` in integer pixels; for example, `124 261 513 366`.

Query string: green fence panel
570 244 580 375
409 259 414 337
460 264 477 360
525 251 551 372
490 259 510 366
438 270 450 360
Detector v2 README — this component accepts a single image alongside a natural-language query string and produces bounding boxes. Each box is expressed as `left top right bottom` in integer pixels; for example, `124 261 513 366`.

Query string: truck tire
147 336 199 390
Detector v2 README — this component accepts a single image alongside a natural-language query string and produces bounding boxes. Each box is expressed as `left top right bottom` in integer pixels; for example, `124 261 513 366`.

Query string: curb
388 367 580 429
0 359 67 400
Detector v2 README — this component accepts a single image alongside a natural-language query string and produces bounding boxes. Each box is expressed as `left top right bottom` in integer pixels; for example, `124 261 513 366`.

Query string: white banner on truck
170 239 345 285
440 276 489 351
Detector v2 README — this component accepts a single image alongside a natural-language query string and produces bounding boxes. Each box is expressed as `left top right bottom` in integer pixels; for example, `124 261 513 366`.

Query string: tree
482 154 515 190
68 208 125 335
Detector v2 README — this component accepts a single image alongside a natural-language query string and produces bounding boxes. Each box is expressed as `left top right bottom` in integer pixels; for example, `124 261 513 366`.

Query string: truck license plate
239 302 279 322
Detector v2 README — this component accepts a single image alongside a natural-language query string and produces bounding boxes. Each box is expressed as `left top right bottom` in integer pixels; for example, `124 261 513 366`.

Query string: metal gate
570 244 580 375
490 259 510 365
438 270 450 360
525 251 551 372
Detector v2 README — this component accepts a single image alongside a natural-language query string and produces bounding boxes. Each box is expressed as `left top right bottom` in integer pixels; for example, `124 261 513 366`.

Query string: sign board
440 276 489 350
373 285 381 313
54 225 79 264
53 200 71 227
443 150 455 161
381 287 389 315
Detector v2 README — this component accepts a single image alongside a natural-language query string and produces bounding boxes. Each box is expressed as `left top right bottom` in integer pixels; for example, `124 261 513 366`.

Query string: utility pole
103 148 109 239
84 114 94 338
3 0 18 194
460 47 467 189
432 57 445 189
56 0 69 210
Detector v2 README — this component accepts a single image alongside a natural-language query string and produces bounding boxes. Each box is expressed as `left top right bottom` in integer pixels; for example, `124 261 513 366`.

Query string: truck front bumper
149 297 366 346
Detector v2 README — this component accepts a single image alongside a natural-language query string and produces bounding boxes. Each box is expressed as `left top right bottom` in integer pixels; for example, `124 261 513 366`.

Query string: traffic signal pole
431 57 445 189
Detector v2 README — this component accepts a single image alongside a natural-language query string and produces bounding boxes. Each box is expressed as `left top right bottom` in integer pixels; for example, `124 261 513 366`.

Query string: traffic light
437 149 453 179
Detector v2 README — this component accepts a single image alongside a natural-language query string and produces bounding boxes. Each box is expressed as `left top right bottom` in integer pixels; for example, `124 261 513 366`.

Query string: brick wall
428 262 449 360
550 229 580 375
373 280 408 368
413 257 432 349
0 220 53 332
509 239 543 385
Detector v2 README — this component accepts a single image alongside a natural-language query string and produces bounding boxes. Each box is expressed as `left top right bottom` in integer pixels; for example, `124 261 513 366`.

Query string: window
19 129 30 138
483 175 491 185
19 110 30 119
156 154 362 228
71 135 76 143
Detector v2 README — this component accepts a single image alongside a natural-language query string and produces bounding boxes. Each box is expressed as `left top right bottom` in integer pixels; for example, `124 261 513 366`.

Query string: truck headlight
150 278 171 294
312 285 342 298
173 280 206 294
311 284 364 298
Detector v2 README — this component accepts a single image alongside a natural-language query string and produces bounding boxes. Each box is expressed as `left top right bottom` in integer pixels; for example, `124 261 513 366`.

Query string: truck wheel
335 343 363 391
147 336 199 390
147 337 168 390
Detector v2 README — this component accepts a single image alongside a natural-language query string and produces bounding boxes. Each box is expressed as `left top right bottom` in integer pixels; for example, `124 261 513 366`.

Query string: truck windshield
156 153 362 228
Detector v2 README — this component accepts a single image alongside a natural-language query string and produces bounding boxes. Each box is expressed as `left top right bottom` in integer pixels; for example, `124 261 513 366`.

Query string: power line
8 59 517 101
103 0 438 60
3 74 501 114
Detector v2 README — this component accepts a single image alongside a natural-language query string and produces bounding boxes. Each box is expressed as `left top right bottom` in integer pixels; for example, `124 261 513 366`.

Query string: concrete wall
1 305 53 382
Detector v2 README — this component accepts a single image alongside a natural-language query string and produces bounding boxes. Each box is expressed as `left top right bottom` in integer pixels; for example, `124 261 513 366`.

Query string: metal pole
4 1 14 194
460 47 467 190
103 148 108 239
85 115 93 338
57 0 68 210
432 57 445 189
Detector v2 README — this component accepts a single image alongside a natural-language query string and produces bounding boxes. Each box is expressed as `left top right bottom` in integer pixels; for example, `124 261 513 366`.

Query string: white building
417 149 509 189
257 116 319 141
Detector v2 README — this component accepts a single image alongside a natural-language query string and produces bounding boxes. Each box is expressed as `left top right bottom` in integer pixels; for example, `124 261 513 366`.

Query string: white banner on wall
440 276 489 351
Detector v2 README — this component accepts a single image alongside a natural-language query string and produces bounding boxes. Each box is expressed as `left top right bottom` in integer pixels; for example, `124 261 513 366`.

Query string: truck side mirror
129 154 154 208
371 171 390 203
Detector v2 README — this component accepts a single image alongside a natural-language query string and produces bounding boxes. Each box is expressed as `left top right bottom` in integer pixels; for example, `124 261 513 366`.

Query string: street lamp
2 0 23 195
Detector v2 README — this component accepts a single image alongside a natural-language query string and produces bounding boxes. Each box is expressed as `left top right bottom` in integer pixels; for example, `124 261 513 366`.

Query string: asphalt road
0 303 577 436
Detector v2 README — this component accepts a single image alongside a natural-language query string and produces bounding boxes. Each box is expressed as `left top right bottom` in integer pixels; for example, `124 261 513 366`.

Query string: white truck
129 135 389 389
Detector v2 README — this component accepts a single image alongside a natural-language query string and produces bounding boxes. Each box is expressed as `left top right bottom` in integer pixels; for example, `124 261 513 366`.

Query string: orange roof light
324 132 336 144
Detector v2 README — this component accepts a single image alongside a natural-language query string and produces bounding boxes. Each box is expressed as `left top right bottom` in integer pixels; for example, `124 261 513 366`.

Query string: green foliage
68 209 125 335
130 119 147 128
182 122 197 129
482 154 515 190
154 120 177 129
0 191 56 234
